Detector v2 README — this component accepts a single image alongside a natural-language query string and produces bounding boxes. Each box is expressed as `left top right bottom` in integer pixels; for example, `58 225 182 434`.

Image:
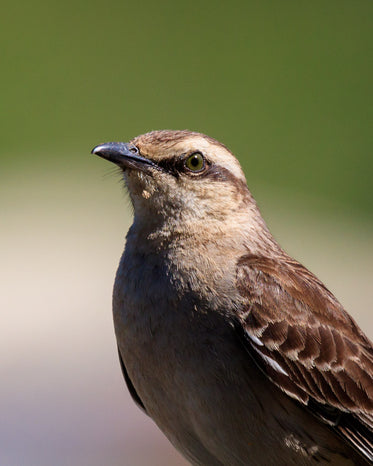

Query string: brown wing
235 253 373 462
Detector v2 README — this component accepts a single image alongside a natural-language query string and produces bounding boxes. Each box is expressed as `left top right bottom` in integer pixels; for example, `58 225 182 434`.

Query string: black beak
91 142 156 170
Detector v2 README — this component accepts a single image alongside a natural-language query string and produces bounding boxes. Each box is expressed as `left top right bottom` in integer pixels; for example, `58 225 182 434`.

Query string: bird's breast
112 243 357 466
112 243 249 431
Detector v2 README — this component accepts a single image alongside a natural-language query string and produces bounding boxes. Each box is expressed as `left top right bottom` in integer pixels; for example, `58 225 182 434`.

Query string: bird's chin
123 171 155 197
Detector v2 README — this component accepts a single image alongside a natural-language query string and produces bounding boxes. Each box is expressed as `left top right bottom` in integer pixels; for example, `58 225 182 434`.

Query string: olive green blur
1 0 372 216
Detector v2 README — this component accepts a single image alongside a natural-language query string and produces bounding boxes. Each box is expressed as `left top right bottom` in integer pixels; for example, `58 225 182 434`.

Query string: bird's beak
91 142 156 171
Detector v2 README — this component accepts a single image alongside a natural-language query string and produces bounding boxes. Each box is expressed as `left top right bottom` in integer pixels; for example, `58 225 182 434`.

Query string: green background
1 2 372 465
2 0 372 216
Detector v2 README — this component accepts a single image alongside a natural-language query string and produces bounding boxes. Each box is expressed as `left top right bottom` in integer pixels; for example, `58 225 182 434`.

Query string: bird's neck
127 203 281 269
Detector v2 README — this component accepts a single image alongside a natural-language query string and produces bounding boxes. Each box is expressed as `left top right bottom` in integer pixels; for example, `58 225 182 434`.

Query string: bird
92 130 373 465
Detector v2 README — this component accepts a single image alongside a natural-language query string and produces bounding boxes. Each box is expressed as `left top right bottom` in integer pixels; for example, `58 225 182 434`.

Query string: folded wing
235 254 373 462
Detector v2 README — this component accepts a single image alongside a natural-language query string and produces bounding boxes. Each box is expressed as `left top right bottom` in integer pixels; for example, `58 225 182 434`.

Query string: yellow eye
185 152 205 172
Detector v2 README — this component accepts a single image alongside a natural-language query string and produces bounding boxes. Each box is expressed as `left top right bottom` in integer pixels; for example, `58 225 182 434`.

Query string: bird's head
92 130 261 237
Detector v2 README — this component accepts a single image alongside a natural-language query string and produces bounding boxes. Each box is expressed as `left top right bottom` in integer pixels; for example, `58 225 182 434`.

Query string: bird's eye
185 152 205 172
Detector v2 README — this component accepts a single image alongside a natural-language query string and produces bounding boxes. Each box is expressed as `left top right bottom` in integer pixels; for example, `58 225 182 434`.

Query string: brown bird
92 130 373 465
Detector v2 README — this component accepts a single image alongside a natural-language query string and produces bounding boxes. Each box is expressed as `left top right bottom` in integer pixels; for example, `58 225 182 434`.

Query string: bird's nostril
128 146 138 154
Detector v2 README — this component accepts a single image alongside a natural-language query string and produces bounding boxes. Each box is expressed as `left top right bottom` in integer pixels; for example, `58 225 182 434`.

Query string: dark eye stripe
155 156 246 189
155 156 181 177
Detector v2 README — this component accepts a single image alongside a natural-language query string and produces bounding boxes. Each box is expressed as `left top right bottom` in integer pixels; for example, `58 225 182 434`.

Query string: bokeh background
1 1 372 465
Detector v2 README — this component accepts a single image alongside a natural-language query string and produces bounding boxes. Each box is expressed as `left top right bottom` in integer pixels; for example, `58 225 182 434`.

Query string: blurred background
1 1 372 465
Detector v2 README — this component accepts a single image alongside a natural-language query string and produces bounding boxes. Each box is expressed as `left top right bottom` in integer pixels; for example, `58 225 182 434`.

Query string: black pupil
191 155 199 166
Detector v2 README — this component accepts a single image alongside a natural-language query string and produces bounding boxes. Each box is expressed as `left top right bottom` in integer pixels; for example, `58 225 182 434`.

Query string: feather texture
236 253 373 462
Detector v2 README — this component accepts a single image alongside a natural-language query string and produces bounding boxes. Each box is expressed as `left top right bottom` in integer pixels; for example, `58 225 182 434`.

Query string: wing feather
236 253 373 462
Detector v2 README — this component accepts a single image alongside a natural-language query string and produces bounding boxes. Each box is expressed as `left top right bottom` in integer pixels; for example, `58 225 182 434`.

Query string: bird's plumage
235 253 373 461
92 130 373 465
